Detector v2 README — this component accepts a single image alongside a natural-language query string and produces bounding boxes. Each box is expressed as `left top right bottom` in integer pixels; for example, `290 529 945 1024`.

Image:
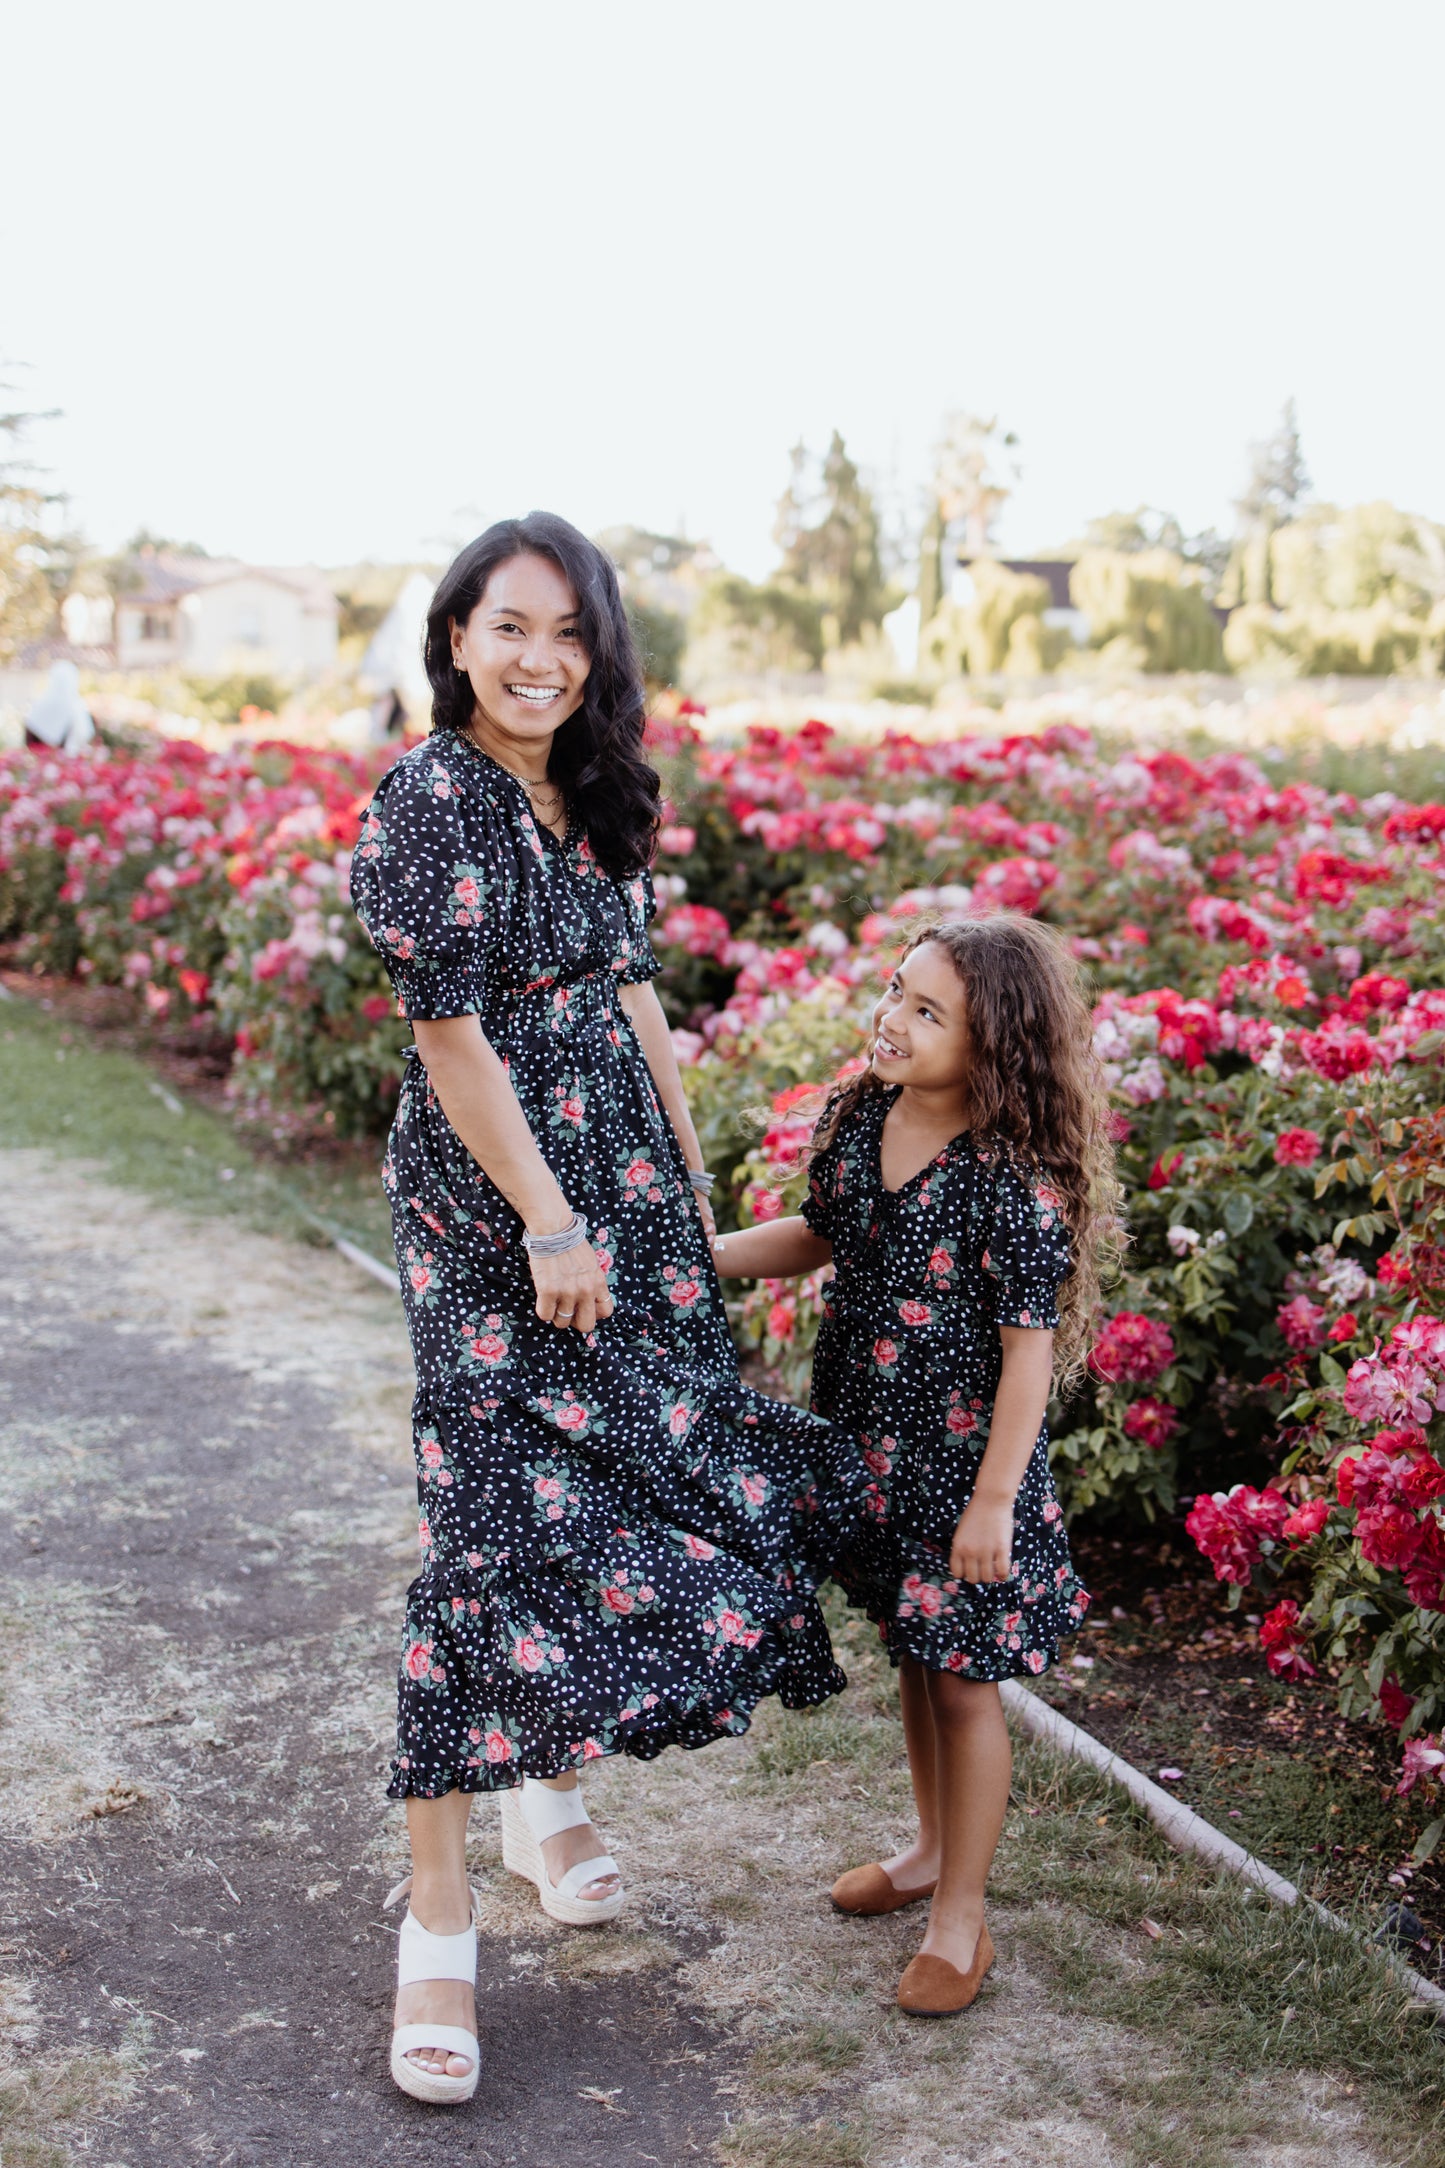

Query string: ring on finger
555 1308 576 1320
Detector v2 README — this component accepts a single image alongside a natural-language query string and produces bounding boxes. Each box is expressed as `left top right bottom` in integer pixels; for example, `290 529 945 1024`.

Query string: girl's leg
879 1655 944 1887
917 1672 1011 1971
393 1790 475 2077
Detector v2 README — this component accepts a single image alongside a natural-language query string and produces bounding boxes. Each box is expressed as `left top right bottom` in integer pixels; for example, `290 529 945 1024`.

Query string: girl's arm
711 1214 833 1279
619 981 715 1234
950 1326 1055 1583
411 1016 612 1331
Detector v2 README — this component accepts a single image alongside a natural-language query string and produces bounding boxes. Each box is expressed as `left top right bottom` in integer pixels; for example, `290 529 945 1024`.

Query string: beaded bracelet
521 1211 590 1256
687 1169 716 1195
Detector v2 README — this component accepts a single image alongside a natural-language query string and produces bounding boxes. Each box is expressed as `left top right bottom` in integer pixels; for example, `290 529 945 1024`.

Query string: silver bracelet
687 1169 716 1195
522 1211 589 1256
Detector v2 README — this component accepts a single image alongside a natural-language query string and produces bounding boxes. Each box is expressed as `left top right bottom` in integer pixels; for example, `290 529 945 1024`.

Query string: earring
453 656 465 672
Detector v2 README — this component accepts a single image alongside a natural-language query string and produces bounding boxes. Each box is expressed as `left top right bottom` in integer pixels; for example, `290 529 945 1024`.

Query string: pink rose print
669 1279 701 1308
897 1300 933 1327
1026 1649 1047 1674
484 1730 512 1763
514 1636 545 1673
404 1640 433 1680
602 1586 635 1614
682 1533 716 1560
535 1475 562 1500
556 1403 589 1433
873 1336 898 1367
738 1471 768 1508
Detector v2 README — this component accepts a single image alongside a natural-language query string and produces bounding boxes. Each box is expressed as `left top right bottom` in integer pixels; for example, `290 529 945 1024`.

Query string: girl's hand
693 1188 718 1239
950 1492 1015 1583
528 1244 614 1333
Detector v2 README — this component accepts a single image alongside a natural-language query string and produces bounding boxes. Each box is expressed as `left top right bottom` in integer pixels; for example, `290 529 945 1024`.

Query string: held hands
528 1243 614 1334
949 1490 1016 1584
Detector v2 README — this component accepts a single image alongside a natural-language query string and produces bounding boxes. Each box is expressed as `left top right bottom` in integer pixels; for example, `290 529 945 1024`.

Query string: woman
351 513 860 2104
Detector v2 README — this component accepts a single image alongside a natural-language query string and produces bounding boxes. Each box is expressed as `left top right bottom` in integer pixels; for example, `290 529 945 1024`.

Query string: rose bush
10 711 1445 1800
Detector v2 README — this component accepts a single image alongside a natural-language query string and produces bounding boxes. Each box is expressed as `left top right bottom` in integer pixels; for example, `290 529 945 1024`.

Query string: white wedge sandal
498 1777 625 1926
386 1877 481 2106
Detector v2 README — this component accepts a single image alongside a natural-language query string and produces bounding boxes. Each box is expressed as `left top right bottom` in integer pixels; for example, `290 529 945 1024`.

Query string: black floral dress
350 732 863 1797
802 1089 1090 1679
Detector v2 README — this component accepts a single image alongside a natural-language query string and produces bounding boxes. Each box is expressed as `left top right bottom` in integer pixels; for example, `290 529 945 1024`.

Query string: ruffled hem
386 1612 846 1797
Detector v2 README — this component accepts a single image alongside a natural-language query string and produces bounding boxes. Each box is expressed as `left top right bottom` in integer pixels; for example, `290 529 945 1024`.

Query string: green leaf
1222 1192 1254 1236
1317 1353 1347 1388
1412 1816 1444 1864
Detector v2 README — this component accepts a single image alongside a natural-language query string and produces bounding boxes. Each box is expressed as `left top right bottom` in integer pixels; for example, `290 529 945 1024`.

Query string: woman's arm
619 980 715 1234
710 1214 833 1280
411 1015 612 1333
949 1326 1054 1583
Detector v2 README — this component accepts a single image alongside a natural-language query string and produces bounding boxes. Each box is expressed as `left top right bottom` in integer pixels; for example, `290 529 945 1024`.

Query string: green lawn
0 989 395 1266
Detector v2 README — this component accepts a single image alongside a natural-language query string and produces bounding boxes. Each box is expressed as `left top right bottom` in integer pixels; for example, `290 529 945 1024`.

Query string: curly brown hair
813 912 1123 1393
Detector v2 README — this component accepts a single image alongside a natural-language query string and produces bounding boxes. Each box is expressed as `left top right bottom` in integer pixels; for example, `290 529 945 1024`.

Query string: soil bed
1030 1528 1445 1962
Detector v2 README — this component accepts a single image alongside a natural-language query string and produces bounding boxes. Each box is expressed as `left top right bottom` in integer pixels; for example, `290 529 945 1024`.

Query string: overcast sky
6 1 1442 578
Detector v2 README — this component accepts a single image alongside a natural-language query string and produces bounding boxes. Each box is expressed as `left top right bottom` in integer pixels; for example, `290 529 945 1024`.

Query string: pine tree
774 431 889 645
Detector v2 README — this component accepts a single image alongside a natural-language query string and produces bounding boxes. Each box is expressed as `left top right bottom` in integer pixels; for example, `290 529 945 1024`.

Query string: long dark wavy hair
424 512 660 879
813 912 1123 1392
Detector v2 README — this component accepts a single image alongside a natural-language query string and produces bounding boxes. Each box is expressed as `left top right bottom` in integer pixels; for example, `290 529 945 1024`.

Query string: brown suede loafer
897 1923 995 2017
830 1862 937 1916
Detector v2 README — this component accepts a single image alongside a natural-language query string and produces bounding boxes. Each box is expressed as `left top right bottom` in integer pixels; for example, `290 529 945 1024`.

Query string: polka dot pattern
350 733 866 1797
802 1087 1091 1679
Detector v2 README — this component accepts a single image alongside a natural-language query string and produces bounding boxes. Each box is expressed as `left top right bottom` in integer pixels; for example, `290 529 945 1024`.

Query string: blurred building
110 553 339 676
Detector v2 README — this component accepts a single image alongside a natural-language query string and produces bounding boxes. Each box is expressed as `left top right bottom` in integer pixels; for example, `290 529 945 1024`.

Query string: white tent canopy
360 572 435 711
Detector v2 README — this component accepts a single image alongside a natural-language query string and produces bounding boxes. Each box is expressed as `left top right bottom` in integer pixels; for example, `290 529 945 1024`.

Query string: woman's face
871 939 972 1094
450 552 590 747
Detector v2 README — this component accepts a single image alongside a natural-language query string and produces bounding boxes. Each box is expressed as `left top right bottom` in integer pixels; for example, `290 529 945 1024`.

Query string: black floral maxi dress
350 732 863 1797
802 1089 1090 1679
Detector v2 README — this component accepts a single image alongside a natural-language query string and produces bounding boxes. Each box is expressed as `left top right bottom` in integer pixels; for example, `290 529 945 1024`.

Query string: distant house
952 557 1090 646
111 554 339 677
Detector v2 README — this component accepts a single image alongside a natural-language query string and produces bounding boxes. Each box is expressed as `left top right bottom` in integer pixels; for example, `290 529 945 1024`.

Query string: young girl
713 912 1118 2017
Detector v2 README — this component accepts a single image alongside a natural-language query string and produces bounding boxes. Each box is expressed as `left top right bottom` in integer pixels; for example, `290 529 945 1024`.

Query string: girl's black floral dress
350 732 863 1797
802 1088 1090 1679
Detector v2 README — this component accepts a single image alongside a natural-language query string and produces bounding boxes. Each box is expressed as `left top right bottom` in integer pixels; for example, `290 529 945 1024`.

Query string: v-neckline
454 733 576 850
875 1087 970 1197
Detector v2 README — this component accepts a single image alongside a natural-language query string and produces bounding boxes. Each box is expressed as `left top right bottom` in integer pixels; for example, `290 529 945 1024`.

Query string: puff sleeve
980 1161 1073 1330
618 864 663 986
800 1117 845 1245
350 746 516 1021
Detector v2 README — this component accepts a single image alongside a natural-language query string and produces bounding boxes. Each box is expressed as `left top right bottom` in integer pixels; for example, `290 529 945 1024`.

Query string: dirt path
0 1150 1402 2168
0 1151 733 2165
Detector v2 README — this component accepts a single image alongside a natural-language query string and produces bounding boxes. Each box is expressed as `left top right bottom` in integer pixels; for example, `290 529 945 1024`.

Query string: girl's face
450 552 590 747
872 939 972 1092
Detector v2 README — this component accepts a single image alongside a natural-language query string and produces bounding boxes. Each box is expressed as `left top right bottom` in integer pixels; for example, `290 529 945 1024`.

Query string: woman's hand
949 1490 1016 1584
528 1243 614 1333
693 1187 718 1239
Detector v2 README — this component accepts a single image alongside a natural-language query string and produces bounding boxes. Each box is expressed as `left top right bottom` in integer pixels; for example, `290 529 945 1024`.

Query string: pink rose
739 1472 768 1507
404 1640 433 1680
484 1730 512 1762
668 1403 691 1436
534 1475 562 1500
514 1636 545 1673
669 1279 701 1308
420 1439 443 1468
602 1586 635 1614
556 1403 589 1433
682 1533 716 1560
898 1300 933 1328
472 1333 507 1365
719 1609 745 1642
873 1337 898 1367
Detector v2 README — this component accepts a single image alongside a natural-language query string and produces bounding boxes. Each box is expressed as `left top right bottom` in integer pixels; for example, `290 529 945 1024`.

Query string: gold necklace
466 730 564 811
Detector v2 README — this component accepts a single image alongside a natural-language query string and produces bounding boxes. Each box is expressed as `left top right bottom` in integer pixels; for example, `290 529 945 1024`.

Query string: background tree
773 431 890 645
0 375 63 663
1070 548 1225 672
933 411 1019 557
1221 399 1311 607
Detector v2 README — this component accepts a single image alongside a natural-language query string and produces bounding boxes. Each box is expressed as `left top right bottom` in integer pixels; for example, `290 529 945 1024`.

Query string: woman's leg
916 1673 1011 1971
527 1772 621 1900
393 1790 475 2077
879 1655 944 1888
